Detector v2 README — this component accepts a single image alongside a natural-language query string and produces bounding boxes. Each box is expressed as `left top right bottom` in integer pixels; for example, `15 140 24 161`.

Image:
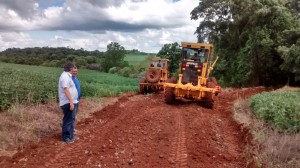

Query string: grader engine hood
181 61 203 85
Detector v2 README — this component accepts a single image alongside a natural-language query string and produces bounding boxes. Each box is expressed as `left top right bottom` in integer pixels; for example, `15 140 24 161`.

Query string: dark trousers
61 103 76 141
73 103 79 128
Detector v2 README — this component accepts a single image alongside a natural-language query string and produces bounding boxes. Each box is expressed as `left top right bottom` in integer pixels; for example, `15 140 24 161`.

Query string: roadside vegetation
233 87 300 168
250 90 300 133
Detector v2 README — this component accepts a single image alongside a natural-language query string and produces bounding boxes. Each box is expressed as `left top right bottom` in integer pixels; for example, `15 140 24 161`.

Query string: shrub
129 73 139 78
74 57 88 68
137 71 146 79
85 56 97 64
117 67 131 77
108 67 118 74
86 64 102 71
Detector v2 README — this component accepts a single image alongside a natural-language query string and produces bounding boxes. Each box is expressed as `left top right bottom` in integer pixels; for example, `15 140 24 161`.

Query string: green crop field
250 90 300 132
124 54 151 66
0 62 139 110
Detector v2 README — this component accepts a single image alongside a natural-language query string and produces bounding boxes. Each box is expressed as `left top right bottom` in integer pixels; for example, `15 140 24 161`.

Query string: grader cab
140 58 169 94
164 42 221 108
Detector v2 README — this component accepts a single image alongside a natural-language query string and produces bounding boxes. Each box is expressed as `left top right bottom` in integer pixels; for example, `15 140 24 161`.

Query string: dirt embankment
0 87 266 168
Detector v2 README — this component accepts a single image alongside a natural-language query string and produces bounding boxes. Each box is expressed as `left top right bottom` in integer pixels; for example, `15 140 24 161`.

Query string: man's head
64 62 75 72
72 67 78 77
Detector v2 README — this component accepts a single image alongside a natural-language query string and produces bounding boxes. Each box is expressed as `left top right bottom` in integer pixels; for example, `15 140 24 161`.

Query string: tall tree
157 42 181 76
278 27 300 84
102 42 127 72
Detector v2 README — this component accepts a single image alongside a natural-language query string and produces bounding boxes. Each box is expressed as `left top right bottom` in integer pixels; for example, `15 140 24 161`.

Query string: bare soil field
0 87 266 168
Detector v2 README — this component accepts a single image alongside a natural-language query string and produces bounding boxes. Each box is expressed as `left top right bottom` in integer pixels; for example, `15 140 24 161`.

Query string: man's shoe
73 136 80 141
63 138 74 144
74 129 80 134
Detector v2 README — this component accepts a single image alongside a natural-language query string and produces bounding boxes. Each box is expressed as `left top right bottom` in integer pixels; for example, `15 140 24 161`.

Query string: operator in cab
191 53 199 61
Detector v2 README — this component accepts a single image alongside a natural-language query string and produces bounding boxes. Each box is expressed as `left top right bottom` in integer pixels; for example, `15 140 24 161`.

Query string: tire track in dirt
169 110 188 168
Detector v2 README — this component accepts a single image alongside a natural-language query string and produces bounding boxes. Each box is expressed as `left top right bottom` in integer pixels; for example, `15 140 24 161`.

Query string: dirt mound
0 88 265 168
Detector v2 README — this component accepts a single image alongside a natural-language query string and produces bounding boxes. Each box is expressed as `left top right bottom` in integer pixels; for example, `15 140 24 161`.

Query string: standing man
71 67 81 133
58 62 78 143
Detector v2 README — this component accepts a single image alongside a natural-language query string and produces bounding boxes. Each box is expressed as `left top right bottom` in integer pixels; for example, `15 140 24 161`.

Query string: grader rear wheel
165 87 175 104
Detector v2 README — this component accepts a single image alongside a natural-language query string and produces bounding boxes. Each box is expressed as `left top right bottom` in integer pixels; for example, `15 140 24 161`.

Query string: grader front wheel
204 81 216 109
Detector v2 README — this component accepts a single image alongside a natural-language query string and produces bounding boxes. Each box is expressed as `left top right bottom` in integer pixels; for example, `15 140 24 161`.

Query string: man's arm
78 80 82 100
64 87 74 110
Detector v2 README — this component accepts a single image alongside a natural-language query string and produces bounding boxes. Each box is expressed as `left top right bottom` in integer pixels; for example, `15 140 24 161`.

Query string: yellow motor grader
164 42 221 108
139 58 169 94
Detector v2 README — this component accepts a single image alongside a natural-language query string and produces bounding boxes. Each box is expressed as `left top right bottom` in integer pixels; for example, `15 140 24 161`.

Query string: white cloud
0 0 200 53
44 6 63 19
0 32 34 51
8 9 18 17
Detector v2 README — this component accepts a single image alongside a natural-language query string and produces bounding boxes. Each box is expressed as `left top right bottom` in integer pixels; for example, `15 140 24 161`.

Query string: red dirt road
0 88 266 168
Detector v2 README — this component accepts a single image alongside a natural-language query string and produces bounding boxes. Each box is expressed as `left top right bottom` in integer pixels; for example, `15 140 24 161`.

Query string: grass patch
0 101 61 151
233 88 300 168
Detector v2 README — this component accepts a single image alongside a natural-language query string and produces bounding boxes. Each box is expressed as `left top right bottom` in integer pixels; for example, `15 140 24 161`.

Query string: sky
0 0 200 53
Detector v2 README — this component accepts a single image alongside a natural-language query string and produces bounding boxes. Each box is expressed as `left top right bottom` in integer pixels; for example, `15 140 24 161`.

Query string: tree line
0 43 148 73
0 47 104 68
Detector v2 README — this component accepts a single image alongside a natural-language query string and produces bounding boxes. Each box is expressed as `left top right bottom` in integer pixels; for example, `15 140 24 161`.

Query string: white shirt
58 71 79 106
